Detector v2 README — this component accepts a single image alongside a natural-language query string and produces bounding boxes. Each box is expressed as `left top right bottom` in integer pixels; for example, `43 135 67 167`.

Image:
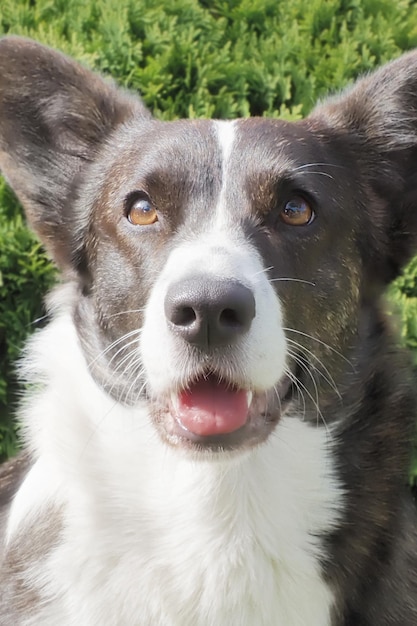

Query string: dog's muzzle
163 276 256 437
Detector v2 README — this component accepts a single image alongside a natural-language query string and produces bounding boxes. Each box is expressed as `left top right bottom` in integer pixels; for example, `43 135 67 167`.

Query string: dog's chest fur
4 314 341 626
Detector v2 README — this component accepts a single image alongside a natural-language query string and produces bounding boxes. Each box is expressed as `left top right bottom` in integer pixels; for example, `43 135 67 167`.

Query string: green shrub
388 261 417 487
1 0 417 471
389 258 417 367
0 181 56 460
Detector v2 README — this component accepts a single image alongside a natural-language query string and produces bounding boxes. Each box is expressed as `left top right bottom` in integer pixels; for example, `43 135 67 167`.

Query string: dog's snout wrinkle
164 276 256 349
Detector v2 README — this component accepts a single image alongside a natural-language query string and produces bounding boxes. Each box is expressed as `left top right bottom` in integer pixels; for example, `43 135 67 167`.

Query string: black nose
164 277 256 349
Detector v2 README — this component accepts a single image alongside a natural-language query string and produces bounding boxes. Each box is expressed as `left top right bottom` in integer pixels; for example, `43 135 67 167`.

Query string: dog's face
1 38 417 453
82 118 364 450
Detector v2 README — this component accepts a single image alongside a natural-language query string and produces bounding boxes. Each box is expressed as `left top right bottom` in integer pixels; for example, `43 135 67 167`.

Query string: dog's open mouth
151 372 294 451
171 376 251 436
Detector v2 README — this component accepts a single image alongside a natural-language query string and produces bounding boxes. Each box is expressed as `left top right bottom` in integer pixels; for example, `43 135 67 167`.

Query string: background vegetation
1 0 417 475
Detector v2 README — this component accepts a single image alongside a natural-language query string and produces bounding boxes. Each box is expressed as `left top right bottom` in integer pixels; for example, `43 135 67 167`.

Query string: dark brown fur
1 37 417 624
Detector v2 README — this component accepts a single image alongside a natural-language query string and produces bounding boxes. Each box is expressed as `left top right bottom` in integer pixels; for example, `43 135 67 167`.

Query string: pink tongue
175 378 249 436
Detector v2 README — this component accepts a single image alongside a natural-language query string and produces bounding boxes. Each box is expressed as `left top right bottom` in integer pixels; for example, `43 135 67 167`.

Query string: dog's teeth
246 391 253 408
171 392 180 413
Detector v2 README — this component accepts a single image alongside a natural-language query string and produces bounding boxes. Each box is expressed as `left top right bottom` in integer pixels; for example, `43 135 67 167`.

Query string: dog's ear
310 52 417 283
0 36 150 269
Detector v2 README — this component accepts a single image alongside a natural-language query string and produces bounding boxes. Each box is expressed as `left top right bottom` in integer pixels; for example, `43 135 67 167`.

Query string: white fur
5 120 344 624
8 305 342 625
214 119 236 229
215 119 236 163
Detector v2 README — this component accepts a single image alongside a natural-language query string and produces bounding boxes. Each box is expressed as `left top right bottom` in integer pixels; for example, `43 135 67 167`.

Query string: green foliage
388 261 417 487
0 180 56 460
2 0 417 120
389 257 417 367
1 0 417 469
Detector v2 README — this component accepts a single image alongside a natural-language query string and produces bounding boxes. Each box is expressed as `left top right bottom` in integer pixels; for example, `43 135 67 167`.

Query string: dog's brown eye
280 197 314 226
127 197 158 226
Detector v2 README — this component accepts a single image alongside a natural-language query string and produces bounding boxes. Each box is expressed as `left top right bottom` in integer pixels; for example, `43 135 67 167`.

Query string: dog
1 35 417 625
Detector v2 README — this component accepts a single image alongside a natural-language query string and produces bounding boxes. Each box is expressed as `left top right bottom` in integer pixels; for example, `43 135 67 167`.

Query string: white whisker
269 278 316 287
284 367 306 418
283 327 354 369
292 162 345 172
87 328 142 368
106 335 142 369
286 358 329 434
104 308 146 319
286 338 341 399
250 266 273 278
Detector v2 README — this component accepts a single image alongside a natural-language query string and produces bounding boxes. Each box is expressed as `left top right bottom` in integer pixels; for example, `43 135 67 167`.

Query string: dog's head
1 37 417 453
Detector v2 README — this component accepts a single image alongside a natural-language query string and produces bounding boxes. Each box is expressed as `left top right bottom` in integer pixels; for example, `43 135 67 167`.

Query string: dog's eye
280 197 314 226
127 196 158 226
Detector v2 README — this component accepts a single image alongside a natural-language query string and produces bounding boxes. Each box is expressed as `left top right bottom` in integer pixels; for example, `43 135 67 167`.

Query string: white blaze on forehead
213 120 237 229
215 119 236 164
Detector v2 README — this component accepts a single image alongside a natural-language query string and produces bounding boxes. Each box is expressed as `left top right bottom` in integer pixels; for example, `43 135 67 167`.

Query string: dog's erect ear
0 36 150 268
310 52 417 283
